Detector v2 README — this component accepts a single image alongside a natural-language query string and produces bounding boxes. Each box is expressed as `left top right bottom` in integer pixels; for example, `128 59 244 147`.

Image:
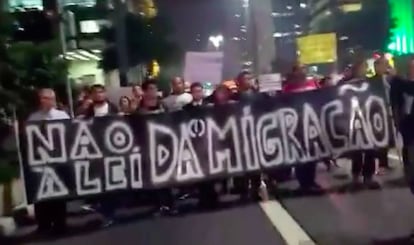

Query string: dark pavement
22 205 284 245
4 154 414 245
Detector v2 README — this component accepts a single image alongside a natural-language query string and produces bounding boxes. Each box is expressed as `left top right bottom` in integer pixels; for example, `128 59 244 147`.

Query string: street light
209 34 224 50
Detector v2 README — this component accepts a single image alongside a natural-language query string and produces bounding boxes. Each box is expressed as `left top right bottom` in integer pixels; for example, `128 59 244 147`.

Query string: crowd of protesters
28 55 414 235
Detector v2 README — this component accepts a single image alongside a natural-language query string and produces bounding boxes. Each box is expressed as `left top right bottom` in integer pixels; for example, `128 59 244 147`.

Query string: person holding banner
184 82 218 209
339 60 380 189
82 84 120 228
138 79 178 215
371 57 394 174
232 71 265 201
283 70 322 193
183 82 208 110
28 88 70 234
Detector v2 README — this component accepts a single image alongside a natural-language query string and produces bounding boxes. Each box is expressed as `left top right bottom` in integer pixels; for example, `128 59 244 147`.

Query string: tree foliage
0 8 68 116
336 0 395 52
100 13 182 72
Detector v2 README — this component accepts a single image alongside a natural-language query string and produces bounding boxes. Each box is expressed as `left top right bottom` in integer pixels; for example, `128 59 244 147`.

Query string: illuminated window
339 3 362 12
8 0 96 10
8 0 42 9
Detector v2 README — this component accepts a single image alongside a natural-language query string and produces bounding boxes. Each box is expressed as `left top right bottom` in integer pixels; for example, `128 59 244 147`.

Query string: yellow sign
297 33 337 65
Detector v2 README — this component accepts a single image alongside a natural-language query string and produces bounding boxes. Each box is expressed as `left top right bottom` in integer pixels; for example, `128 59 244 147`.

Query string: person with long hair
130 85 143 111
119 95 132 115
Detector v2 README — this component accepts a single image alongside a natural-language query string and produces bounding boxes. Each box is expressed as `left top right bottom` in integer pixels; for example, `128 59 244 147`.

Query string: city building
222 0 276 78
308 0 362 34
250 0 276 74
271 0 309 73
307 0 363 71
387 0 414 55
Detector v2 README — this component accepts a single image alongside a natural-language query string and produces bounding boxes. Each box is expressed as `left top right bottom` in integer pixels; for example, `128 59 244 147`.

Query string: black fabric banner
21 81 392 203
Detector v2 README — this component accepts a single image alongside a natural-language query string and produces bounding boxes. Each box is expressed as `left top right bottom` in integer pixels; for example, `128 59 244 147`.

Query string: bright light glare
209 35 224 48
300 3 307 8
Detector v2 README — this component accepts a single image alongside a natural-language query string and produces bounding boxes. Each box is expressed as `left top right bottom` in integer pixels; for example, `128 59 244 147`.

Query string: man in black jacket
81 84 119 228
232 71 264 201
370 57 393 172
340 60 380 189
390 58 414 194
183 82 208 110
183 82 218 208
83 84 118 118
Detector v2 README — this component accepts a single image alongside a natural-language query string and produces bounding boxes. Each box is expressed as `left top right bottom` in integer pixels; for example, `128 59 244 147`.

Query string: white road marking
258 153 400 245
259 201 316 245
388 153 400 161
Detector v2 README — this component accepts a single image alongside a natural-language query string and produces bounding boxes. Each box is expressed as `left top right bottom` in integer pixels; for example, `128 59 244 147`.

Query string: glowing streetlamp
209 34 224 50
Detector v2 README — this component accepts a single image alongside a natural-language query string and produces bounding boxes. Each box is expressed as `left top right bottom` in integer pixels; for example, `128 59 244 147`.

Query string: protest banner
20 81 391 203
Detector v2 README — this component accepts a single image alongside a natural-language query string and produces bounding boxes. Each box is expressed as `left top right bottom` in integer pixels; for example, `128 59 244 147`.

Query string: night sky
156 0 227 52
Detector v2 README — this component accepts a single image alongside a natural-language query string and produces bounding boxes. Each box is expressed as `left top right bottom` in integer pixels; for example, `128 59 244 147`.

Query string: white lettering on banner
104 156 127 191
74 160 102 196
256 112 284 168
241 107 260 171
338 82 369 96
188 119 206 138
129 153 143 189
278 108 305 164
320 100 347 156
206 116 243 175
23 81 393 203
34 167 69 201
26 123 67 165
148 122 179 185
348 97 373 150
70 121 103 160
302 103 330 160
104 121 134 154
176 123 204 182
365 96 389 147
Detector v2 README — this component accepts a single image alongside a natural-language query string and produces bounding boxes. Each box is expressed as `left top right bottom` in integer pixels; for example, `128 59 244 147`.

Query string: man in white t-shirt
163 77 193 112
28 88 70 234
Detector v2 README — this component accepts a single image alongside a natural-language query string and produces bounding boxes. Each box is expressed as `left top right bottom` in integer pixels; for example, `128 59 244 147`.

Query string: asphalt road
3 153 414 245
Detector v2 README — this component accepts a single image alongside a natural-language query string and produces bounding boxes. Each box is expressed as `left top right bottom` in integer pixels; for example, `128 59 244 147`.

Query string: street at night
2 154 413 245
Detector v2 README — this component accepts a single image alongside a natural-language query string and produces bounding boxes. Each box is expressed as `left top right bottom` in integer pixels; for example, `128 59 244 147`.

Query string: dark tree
0 7 68 116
